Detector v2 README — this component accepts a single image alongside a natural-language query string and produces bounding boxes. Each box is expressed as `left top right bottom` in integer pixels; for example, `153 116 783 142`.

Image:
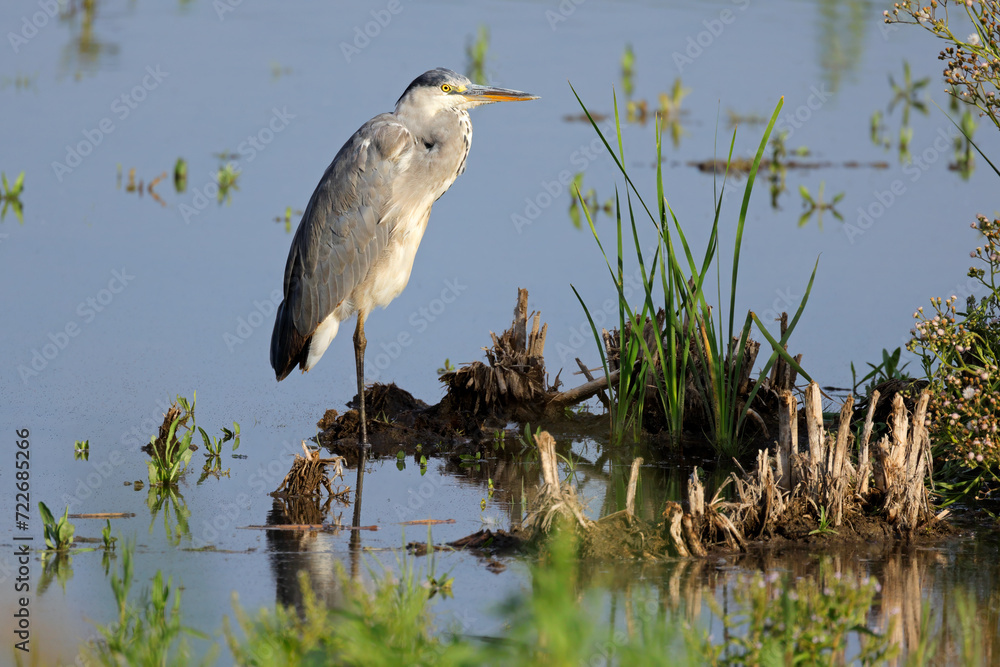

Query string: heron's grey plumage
271 68 536 386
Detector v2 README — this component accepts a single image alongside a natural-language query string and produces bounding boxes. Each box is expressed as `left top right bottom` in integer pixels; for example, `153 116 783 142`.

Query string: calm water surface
2 0 999 663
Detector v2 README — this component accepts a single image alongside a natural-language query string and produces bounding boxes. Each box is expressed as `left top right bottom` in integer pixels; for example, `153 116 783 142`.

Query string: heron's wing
283 114 414 337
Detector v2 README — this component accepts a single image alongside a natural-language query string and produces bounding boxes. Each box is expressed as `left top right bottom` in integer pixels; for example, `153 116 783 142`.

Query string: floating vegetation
147 485 191 546
58 0 120 80
39 501 76 551
621 43 635 98
465 25 489 85
118 166 168 207
144 395 197 487
74 439 89 461
198 422 239 482
562 69 690 145
0 170 24 223
270 61 292 79
273 205 302 232
870 109 891 149
767 130 813 208
215 162 240 204
173 157 187 192
951 108 977 178
658 77 691 147
887 60 930 162
567 172 613 229
0 73 37 91
726 109 769 127
797 181 844 228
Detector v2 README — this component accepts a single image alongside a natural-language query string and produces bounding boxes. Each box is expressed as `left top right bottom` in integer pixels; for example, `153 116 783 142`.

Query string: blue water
2 0 999 663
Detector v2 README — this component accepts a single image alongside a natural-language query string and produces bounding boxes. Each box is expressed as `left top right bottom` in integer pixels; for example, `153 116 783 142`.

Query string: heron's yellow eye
441 84 452 93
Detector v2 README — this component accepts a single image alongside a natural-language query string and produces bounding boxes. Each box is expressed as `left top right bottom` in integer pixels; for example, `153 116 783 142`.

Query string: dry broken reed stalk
768 382 933 535
526 381 936 560
523 431 591 533
273 441 349 499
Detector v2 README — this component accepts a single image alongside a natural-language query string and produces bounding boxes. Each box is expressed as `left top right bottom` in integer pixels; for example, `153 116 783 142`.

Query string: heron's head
395 68 538 116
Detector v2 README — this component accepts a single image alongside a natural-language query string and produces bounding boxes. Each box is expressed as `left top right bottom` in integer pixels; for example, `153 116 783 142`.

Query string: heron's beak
460 84 539 103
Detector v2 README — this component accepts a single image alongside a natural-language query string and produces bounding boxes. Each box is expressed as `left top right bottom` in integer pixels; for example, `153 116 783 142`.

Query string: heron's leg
353 314 369 448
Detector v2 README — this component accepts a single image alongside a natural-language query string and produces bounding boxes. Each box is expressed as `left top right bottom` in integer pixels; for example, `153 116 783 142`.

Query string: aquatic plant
59 523 992 665
570 90 815 456
82 541 212 666
850 346 911 397
225 535 473 666
465 25 489 86
797 181 844 228
101 519 117 551
953 108 978 177
621 44 635 98
173 157 187 192
39 501 75 551
568 172 614 230
216 163 240 204
75 438 90 461
147 396 196 487
148 485 192 546
0 170 24 222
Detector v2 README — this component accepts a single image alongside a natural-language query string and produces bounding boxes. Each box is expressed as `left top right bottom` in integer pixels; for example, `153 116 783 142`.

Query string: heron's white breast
354 206 431 314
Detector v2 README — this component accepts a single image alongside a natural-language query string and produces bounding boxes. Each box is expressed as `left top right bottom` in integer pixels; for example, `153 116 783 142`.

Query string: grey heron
270 68 538 447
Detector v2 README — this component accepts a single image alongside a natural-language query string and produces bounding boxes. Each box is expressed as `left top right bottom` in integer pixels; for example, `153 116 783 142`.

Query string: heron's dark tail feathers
271 299 310 382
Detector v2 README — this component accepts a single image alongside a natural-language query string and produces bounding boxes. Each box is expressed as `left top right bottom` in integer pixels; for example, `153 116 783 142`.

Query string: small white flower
963 386 978 400
969 33 982 47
